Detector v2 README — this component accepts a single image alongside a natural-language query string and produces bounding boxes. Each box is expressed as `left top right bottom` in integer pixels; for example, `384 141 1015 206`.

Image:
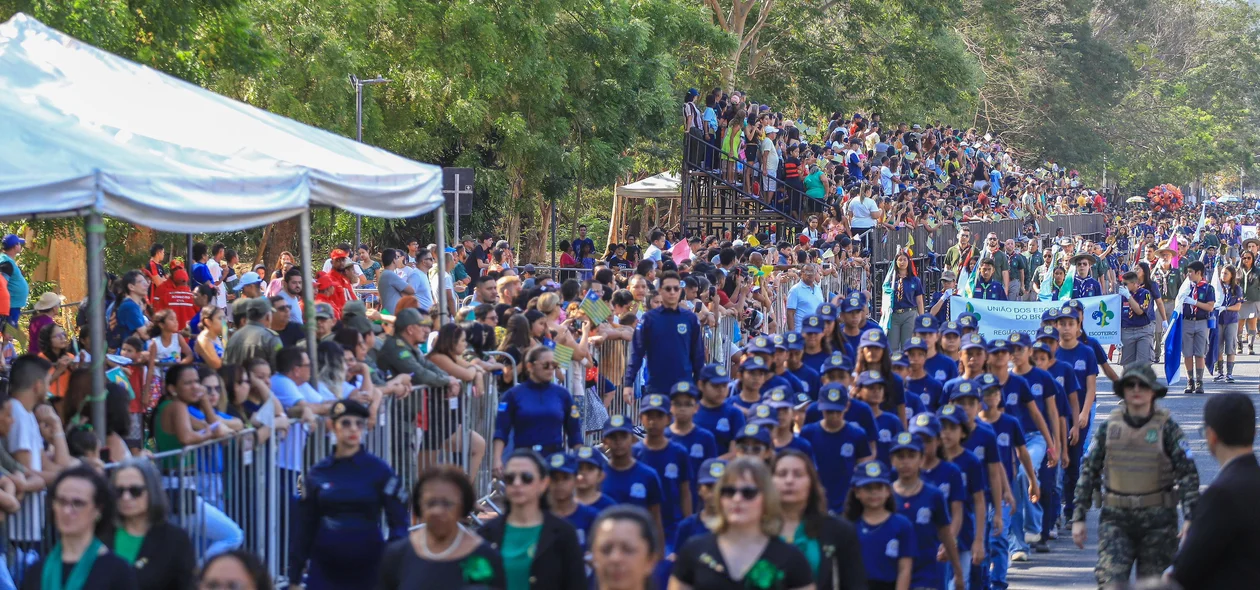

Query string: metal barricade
165 430 259 565
595 339 631 423
706 315 738 372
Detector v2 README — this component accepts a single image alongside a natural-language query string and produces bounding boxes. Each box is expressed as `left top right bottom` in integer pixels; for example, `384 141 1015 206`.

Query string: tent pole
186 234 194 267
300 210 319 378
86 211 107 444
435 205 450 324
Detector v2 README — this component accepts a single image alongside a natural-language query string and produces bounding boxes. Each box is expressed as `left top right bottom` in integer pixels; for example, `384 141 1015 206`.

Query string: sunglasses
115 485 146 499
535 361 559 370
502 472 537 486
738 443 767 455
661 285 681 292
336 418 366 430
719 486 761 500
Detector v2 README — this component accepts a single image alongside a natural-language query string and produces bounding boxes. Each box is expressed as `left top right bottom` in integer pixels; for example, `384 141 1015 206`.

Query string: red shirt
158 284 198 330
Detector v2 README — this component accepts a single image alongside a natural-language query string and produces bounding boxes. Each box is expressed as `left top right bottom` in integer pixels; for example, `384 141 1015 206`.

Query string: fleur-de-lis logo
964 302 981 323
1093 301 1114 327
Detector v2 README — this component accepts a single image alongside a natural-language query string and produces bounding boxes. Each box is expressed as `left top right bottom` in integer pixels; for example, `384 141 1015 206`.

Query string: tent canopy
616 172 681 199
0 13 443 233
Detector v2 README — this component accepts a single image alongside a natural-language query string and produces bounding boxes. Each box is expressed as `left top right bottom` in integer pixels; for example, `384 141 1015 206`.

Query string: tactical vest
1103 407 1174 497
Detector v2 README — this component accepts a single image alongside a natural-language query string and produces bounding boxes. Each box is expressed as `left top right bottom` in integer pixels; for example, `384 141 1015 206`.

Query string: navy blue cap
734 422 773 445
764 388 794 409
1065 299 1085 313
575 445 607 468
987 339 1011 354
909 412 941 438
741 355 772 372
802 315 825 334
1031 341 1055 356
1035 326 1059 342
853 460 892 487
747 336 775 355
903 336 928 353
772 334 787 350
946 379 981 401
890 431 924 454
957 313 978 330
697 459 727 485
937 403 966 425
961 333 988 351
547 452 578 474
840 292 868 313
822 353 852 373
975 373 1001 392
940 321 962 337
640 394 670 415
1041 307 1061 322
1007 332 1031 348
602 414 635 437
1057 305 1080 321
857 370 885 387
749 403 777 424
890 352 909 368
670 381 699 398
914 314 940 333
818 383 850 411
793 391 812 407
817 303 838 321
700 363 732 384
784 332 805 351
858 329 887 349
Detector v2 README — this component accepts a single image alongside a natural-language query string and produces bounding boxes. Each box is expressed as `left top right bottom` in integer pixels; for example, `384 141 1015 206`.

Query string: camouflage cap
1113 363 1167 399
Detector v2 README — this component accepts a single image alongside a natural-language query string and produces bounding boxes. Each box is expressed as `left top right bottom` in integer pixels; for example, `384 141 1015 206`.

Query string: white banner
1242 225 1257 241
949 294 1123 345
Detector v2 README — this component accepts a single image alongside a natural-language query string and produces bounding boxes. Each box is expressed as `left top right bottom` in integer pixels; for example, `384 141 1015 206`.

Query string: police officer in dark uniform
291 399 410 590
1069 254 1102 299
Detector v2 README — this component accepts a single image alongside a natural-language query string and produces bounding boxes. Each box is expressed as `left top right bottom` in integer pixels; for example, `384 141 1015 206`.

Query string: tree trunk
258 217 299 273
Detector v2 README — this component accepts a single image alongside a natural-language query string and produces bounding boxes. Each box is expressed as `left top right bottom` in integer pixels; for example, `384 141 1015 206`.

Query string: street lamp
350 74 391 247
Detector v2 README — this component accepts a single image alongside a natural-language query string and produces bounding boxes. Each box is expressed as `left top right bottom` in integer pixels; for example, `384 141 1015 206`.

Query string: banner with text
949 294 1123 345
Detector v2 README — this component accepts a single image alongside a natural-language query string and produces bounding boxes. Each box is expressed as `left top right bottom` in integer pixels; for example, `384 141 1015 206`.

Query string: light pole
350 74 391 247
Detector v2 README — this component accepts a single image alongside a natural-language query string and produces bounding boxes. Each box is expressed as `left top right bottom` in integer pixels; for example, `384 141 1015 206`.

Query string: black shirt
469 245 488 282
672 533 812 590
376 539 505 590
22 552 138 590
277 321 307 348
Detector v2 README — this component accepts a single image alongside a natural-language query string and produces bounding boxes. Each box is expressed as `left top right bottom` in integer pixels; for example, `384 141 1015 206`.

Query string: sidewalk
1007 355 1260 588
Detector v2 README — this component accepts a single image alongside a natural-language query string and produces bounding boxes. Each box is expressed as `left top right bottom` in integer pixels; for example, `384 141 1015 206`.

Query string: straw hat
32 292 65 312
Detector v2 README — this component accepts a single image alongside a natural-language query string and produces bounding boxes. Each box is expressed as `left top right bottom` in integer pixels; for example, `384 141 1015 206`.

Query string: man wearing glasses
269 295 306 347
623 271 706 404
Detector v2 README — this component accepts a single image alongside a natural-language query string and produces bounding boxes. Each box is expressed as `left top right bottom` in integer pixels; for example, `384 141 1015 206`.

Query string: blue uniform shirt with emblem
602 460 664 512
494 380 583 452
633 440 692 546
973 277 1007 301
625 306 706 392
858 512 916 584
694 402 745 453
801 421 870 511
924 354 958 386
894 483 951 588
667 425 719 510
1071 274 1102 299
987 413 1026 485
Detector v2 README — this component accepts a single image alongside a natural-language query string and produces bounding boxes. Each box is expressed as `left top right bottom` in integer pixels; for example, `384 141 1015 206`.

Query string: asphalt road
1007 355 1260 589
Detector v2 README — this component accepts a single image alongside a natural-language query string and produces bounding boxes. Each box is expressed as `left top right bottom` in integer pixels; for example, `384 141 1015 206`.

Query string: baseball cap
853 461 892 487
961 333 987 351
233 271 263 292
330 399 370 421
914 314 940 333
1030 342 1055 357
903 336 928 353
747 336 775 355
890 431 924 454
856 370 884 388
734 423 772 446
1 234 24 250
315 274 336 291
909 413 941 438
697 458 727 485
975 373 1001 393
765 125 779 134
575 446 607 469
670 381 699 398
699 363 732 384
817 304 838 321
741 355 772 372
987 339 1010 354
342 300 367 319
802 315 825 334
858 329 887 349
956 313 978 330
602 414 635 437
547 452 578 474
394 307 433 331
330 248 349 259
313 302 335 320
771 334 787 351
518 264 536 275
783 332 804 351
817 383 851 411
946 379 981 401
639 394 670 415
1041 308 1061 323
840 292 868 313
1057 305 1080 321
822 353 853 374
1035 326 1059 342
764 388 794 409
246 296 273 318
749 403 776 424
937 403 965 425
939 321 962 337
172 269 189 283
1007 332 1031 348
940 270 957 282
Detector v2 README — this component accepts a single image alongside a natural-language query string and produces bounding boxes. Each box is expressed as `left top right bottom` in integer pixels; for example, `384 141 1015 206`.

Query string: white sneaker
1024 532 1042 543
1011 551 1029 562
1048 529 1059 540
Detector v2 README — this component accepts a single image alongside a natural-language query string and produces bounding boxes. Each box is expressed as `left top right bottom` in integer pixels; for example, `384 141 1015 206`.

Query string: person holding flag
1179 260 1214 395
972 258 1007 300
943 228 980 292
883 250 925 352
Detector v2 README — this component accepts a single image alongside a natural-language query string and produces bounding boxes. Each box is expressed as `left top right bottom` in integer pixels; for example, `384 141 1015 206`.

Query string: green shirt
361 260 382 283
453 263 470 294
783 521 821 578
114 528 145 564
502 524 542 590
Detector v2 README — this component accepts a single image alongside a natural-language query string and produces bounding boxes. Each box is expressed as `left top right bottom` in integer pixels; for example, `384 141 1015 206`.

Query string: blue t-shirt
922 460 966 516
906 375 944 413
1056 342 1097 423
673 514 713 555
1015 367 1057 437
997 373 1033 428
844 398 879 445
695 402 746 453
857 513 916 583
872 412 905 466
987 414 1026 484
789 365 821 400
945 449 984 549
964 420 1001 476
903 387 928 422
800 422 870 511
894 483 951 587
773 435 815 462
892 275 924 310
924 354 958 387
190 262 215 288
561 504 600 551
801 350 831 375
667 425 719 510
633 442 692 545
582 494 617 512
116 298 146 341
602 460 663 512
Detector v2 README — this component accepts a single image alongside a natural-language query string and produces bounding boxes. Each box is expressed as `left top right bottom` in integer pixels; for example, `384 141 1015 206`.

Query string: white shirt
848 196 879 229
401 266 433 310
207 258 226 308
7 399 44 541
761 137 779 175
322 259 365 277
644 245 663 263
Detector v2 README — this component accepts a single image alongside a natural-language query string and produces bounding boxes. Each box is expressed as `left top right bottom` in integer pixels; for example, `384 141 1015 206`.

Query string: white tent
616 172 681 199
0 13 443 232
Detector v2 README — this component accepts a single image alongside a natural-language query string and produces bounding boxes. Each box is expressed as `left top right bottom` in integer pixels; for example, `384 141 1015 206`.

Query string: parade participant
1009 333 1061 553
492 346 583 470
985 339 1053 488
936 404 986 589
623 271 706 402
909 414 968 580
976 374 1037 576
694 364 744 455
731 356 772 414
773 449 868 589
667 381 719 510
22 466 138 589
590 506 663 590
668 457 813 590
1071 364 1199 587
745 336 797 395
763 390 815 459
784 332 821 400
291 399 408 590
887 251 925 350
928 271 957 324
799 316 832 375
546 452 599 551
1174 259 1212 394
920 318 957 386
972 258 1007 301
855 370 904 465
377 466 506 589
601 415 665 532
481 449 586 590
1171 393 1260 588
1118 271 1155 366
107 459 194 590
844 461 914 590
575 446 618 511
835 291 878 358
903 336 944 413
1213 265 1242 382
1055 304 1097 525
732 423 775 464
816 303 839 344
800 383 871 512
1068 254 1101 299
1030 338 1073 541
1238 250 1260 355
854 329 906 423
940 333 984 409
954 313 979 338
889 432 964 590
674 459 725 551
634 394 694 548
770 335 809 396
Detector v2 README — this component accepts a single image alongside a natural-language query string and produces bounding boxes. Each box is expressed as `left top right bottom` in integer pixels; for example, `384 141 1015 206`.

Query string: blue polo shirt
633 441 692 545
987 413 1026 484
800 421 870 511
602 460 663 511
894 484 951 588
667 425 718 510
695 402 746 453
946 449 985 550
893 275 925 311
906 375 944 413
858 514 916 584
924 353 958 385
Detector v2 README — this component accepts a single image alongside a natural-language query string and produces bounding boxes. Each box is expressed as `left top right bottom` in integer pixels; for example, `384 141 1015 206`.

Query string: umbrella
1126 196 1147 203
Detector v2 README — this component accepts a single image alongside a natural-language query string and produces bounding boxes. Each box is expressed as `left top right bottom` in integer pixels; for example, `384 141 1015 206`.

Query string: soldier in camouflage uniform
1071 363 1199 586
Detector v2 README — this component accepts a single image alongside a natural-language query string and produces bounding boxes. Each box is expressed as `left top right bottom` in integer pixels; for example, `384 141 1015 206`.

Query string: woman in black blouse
22 466 138 590
108 459 196 590
772 450 867 590
377 465 505 589
669 457 815 590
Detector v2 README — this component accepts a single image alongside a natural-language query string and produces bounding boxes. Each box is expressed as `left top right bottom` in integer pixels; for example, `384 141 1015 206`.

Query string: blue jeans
1015 432 1046 550
193 495 244 559
946 550 971 590
5 308 18 327
1038 461 1061 536
990 503 1013 588
970 509 992 590
0 559 15 590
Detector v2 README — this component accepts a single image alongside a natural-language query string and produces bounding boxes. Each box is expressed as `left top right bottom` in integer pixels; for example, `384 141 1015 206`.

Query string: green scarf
42 538 103 590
